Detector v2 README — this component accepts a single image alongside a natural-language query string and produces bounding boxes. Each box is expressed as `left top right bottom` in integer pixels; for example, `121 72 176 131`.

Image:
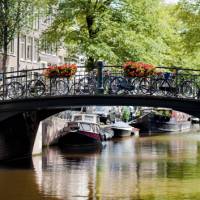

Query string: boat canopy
72 114 100 124
155 107 172 111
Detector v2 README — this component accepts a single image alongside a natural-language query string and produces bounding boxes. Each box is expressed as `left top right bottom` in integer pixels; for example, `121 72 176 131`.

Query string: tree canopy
44 0 169 69
2 0 197 70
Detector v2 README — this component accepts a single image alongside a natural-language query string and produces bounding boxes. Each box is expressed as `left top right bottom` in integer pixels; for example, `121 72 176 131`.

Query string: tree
0 0 36 72
43 0 167 70
176 0 200 51
173 0 200 69
121 106 130 122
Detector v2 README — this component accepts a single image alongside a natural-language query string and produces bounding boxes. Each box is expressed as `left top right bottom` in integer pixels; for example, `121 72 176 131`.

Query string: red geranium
44 64 77 78
123 61 156 77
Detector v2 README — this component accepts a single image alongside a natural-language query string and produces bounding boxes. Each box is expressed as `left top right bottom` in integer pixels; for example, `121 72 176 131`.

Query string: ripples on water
1 133 200 200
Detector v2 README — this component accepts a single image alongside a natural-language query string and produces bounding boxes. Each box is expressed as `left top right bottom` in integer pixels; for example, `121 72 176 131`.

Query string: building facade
0 12 66 72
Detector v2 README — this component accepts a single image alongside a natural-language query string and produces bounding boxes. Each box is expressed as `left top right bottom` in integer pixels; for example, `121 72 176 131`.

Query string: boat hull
156 121 191 132
112 128 132 138
131 112 191 136
57 130 102 148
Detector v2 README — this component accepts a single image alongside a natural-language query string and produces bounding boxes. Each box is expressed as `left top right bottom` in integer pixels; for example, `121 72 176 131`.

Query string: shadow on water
0 156 61 200
0 157 34 169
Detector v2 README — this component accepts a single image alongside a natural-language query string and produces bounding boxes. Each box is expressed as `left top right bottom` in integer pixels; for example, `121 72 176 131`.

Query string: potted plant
123 61 156 77
44 64 77 78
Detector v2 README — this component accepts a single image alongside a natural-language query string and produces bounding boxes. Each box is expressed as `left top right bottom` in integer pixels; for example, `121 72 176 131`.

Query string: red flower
44 64 77 78
123 61 156 77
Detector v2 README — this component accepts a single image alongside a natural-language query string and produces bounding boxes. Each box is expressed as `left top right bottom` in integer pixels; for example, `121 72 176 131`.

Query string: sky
165 0 179 3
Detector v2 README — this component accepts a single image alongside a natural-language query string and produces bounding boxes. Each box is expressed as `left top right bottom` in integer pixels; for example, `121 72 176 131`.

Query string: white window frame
9 39 15 55
33 38 39 62
20 35 26 60
27 37 33 61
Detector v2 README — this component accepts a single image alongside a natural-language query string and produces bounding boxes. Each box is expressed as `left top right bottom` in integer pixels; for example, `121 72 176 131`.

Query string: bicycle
48 77 70 96
155 72 198 98
2 73 46 99
76 70 114 95
109 75 157 95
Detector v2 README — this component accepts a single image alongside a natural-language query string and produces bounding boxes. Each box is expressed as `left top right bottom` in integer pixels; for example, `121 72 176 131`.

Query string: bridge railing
0 65 199 101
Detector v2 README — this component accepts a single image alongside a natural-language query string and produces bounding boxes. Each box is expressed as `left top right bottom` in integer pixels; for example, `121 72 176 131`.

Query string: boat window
84 115 95 122
73 115 82 121
80 123 92 132
96 125 100 133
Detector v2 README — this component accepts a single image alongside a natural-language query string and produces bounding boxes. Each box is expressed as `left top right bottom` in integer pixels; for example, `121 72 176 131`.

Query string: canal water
1 132 200 200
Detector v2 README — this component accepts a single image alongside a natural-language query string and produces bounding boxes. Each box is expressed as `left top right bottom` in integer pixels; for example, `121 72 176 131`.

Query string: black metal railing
0 64 200 101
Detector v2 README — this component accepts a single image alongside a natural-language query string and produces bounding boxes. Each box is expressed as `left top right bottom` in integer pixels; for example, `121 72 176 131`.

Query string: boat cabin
69 114 100 134
72 114 100 124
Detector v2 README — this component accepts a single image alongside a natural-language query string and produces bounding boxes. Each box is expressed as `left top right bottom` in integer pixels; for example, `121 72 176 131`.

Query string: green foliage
122 106 130 122
44 0 200 70
176 0 200 51
44 0 166 69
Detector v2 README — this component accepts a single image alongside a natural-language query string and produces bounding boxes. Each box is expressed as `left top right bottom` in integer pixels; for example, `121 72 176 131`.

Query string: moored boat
111 121 133 137
130 108 191 136
57 114 102 148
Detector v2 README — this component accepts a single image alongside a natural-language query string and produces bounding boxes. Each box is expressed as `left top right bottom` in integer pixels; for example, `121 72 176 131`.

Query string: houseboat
57 114 102 148
131 108 191 136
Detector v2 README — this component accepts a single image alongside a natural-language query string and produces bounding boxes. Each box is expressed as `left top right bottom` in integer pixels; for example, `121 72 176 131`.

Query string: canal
1 132 200 200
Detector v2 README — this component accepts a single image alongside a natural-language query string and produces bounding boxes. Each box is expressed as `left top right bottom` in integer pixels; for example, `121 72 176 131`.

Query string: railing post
2 72 5 100
97 61 104 94
175 67 179 97
25 70 28 98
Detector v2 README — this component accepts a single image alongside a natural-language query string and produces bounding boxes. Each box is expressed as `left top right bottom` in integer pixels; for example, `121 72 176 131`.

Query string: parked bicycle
0 73 46 99
109 75 157 95
155 72 198 98
76 70 115 95
48 77 70 96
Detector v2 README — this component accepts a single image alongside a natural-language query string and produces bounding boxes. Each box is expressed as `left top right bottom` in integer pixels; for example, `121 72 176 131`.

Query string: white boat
111 121 133 137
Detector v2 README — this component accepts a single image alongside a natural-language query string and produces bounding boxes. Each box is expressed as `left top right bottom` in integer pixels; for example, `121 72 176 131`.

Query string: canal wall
32 123 42 156
0 112 39 161
42 116 67 146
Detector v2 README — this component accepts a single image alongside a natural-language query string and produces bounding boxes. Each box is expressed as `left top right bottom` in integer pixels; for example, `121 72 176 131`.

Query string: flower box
123 61 156 77
44 64 77 78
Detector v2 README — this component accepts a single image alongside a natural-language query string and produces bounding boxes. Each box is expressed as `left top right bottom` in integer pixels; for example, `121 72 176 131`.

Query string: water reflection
0 157 60 200
1 133 200 200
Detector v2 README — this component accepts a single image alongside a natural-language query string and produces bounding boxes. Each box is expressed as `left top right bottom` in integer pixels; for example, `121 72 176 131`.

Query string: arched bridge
0 64 199 115
0 64 199 161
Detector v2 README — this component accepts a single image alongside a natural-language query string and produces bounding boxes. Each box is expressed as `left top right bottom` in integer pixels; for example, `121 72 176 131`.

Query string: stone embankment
42 116 67 146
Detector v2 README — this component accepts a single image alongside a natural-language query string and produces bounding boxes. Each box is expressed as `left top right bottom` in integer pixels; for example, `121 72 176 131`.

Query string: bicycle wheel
139 78 157 95
28 79 46 97
109 77 128 95
56 79 69 95
103 76 115 94
78 77 96 95
157 79 173 96
180 81 198 98
7 82 24 99
0 85 4 100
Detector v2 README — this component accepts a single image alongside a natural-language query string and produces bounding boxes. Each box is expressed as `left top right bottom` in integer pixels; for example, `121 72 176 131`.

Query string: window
0 43 3 52
27 37 33 60
85 115 95 122
81 123 92 132
9 39 14 54
73 115 82 121
59 56 63 64
20 35 26 60
33 39 39 62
